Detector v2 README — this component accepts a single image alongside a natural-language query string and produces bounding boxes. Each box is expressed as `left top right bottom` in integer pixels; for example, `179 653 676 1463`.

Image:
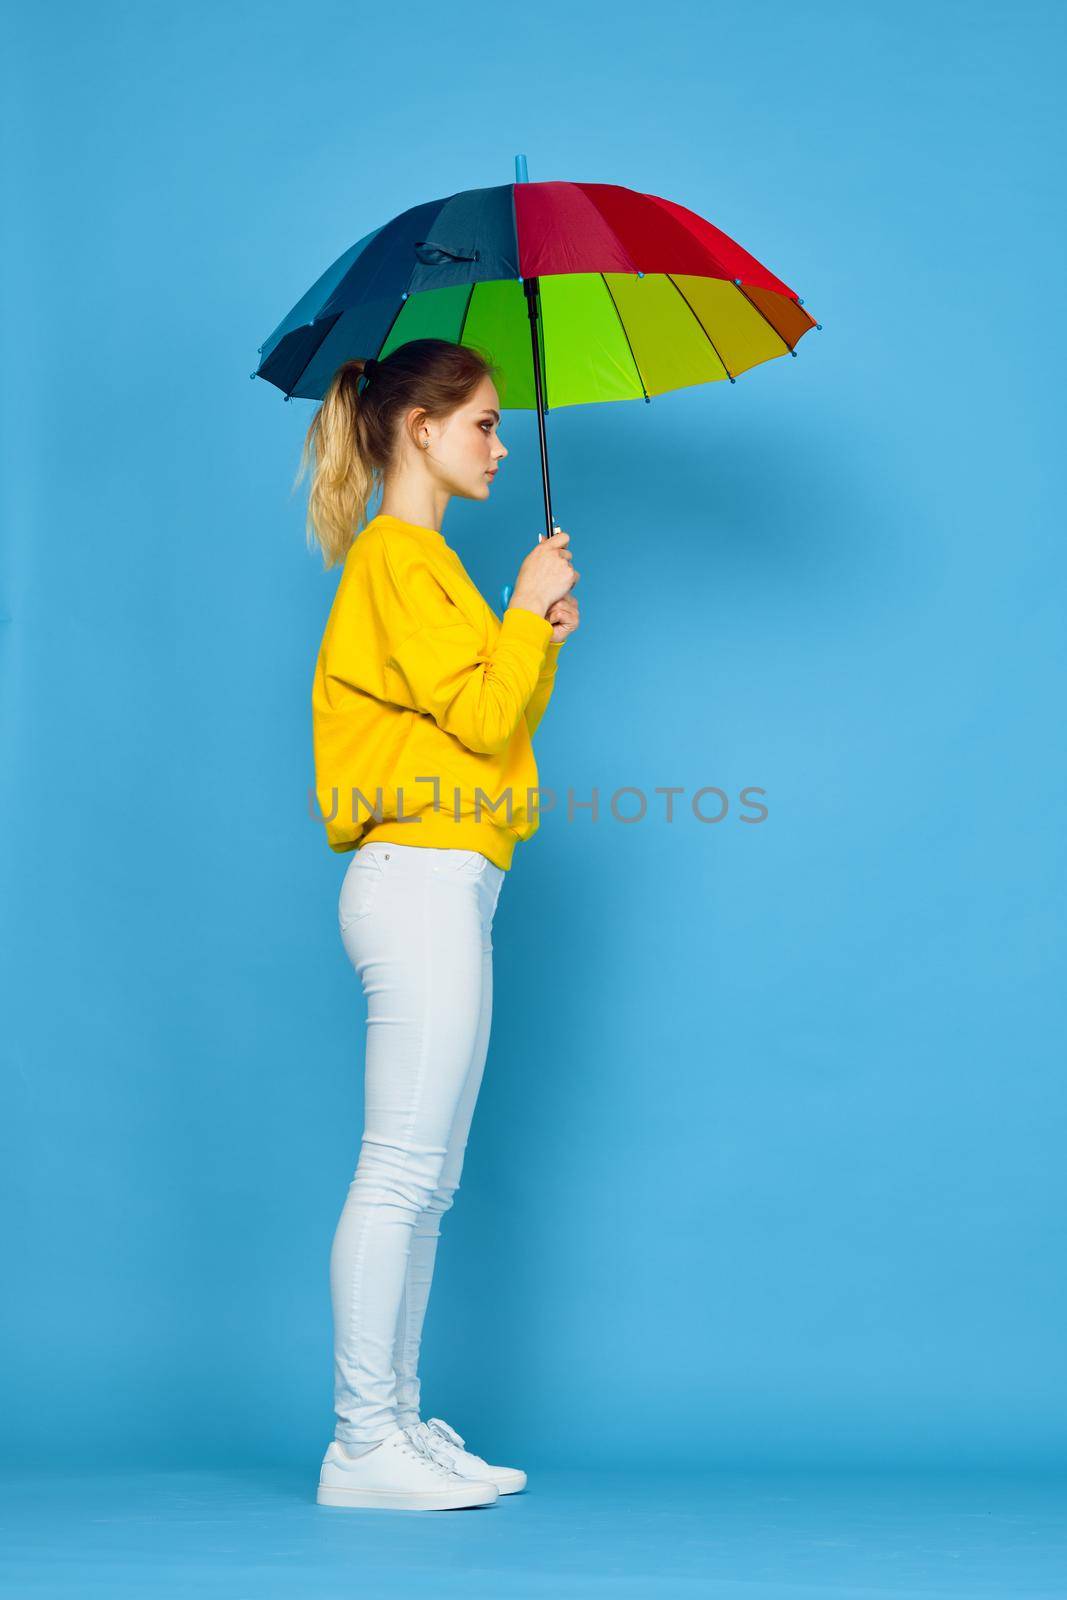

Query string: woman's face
419 375 508 501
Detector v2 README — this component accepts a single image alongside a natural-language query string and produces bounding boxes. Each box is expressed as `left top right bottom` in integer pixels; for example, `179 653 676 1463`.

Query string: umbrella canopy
255 160 819 553
253 178 819 409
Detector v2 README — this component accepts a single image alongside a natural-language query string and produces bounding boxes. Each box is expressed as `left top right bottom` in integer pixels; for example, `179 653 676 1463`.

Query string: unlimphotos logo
309 776 768 827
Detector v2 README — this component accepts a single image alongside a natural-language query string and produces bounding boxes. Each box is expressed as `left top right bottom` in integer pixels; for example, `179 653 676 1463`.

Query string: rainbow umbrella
253 155 820 554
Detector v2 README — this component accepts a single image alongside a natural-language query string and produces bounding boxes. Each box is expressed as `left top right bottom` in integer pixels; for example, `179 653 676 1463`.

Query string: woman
299 338 580 1511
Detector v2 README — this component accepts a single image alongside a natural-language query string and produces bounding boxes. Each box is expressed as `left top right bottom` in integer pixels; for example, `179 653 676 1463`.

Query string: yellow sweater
312 513 565 870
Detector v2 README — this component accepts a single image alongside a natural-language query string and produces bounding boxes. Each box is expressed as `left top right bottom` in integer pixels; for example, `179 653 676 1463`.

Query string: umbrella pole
523 275 556 544
514 155 556 545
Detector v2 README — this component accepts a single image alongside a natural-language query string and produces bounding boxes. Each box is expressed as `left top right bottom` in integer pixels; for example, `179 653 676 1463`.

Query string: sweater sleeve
388 603 556 756
524 640 565 737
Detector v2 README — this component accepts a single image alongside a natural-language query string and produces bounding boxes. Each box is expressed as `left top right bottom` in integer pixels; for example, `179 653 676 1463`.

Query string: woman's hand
508 527 579 618
546 594 579 643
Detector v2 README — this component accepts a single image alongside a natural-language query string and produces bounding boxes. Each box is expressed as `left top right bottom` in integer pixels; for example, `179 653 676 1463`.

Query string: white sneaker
415 1416 528 1495
316 1425 500 1511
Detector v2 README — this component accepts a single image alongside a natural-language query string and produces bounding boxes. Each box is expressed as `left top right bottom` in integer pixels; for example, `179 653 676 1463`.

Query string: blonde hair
293 338 499 569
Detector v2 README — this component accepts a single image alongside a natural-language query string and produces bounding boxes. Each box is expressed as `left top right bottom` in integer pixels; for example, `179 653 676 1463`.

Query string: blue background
3 0 1064 1478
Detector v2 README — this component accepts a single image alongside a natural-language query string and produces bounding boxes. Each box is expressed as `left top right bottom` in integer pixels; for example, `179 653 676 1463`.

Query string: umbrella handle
501 522 561 613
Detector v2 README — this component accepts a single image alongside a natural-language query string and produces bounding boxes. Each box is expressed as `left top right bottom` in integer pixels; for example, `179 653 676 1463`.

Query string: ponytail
293 358 375 570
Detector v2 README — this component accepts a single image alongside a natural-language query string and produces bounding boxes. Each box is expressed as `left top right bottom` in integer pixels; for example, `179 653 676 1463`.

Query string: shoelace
425 1416 466 1450
401 1423 457 1476
412 1427 470 1472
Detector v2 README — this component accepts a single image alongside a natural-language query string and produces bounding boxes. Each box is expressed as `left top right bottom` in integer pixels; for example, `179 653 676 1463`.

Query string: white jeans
330 841 506 1448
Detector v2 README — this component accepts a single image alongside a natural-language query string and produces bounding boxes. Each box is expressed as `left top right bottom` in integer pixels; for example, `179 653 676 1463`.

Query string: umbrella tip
515 154 529 183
